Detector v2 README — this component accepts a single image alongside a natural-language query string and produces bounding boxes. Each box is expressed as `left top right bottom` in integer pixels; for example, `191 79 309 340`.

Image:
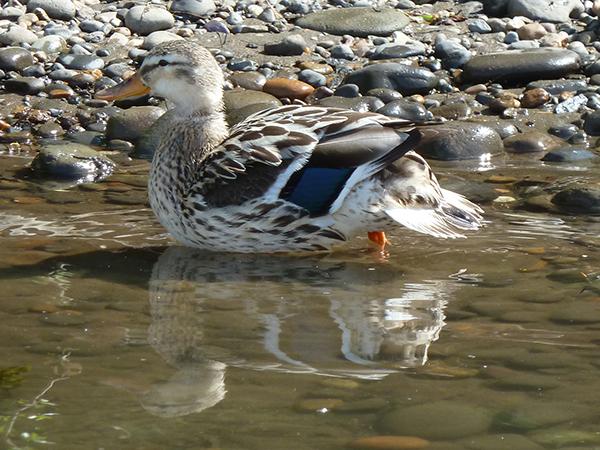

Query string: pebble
31 35 67 53
298 69 326 87
554 93 588 113
264 34 308 56
57 54 105 70
528 429 600 447
344 63 438 96
318 96 384 112
105 106 165 143
229 72 266 90
520 88 551 107
508 0 582 23
4 77 45 95
348 435 429 449
462 48 580 84
368 41 427 60
416 122 503 160
435 35 472 69
125 6 175 36
330 44 355 60
335 84 361 98
503 131 563 153
517 23 547 39
30 142 115 181
468 19 492 33
583 110 600 135
542 148 597 162
142 31 183 50
377 401 492 440
0 47 34 72
377 100 432 122
0 25 38 45
27 0 75 20
170 0 216 17
296 7 410 37
551 187 600 214
263 78 314 99
496 401 588 431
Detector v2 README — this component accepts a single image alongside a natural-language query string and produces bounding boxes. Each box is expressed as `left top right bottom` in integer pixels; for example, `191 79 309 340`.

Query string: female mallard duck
97 40 483 253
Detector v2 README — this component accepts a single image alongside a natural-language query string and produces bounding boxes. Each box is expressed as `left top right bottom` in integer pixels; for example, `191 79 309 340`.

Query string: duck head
97 40 224 115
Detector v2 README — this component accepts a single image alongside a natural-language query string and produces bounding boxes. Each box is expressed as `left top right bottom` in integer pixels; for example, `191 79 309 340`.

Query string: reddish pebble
348 435 429 450
263 78 314 100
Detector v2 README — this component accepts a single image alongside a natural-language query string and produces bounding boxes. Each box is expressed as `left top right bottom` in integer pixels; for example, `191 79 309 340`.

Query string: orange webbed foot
368 231 389 252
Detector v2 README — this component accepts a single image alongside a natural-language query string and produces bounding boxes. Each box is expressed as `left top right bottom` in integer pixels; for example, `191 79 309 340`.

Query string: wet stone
367 88 402 103
495 401 588 431
462 49 580 84
430 102 472 120
30 142 115 181
503 131 563 153
41 310 88 326
298 69 326 87
4 77 45 95
416 122 503 160
508 0 582 23
334 398 388 413
554 94 588 114
378 401 492 440
368 41 427 60
551 187 600 214
125 6 175 36
317 96 383 112
229 72 266 91
343 63 438 96
484 366 561 390
520 88 550 108
263 78 314 100
528 429 600 448
57 54 105 70
348 435 429 449
462 434 543 450
296 8 409 37
435 36 472 69
377 100 432 122
106 106 165 143
37 122 64 138
542 148 597 162
0 47 34 72
583 110 600 135
527 79 587 95
294 398 344 412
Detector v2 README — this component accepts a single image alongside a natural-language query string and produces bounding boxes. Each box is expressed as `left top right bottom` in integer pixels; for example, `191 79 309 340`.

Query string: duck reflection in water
142 247 457 417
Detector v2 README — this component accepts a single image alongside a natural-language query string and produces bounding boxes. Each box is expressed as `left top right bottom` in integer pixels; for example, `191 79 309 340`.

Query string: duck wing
188 105 417 215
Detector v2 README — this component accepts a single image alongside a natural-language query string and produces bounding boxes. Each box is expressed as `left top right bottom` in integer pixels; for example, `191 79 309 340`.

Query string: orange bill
96 71 150 101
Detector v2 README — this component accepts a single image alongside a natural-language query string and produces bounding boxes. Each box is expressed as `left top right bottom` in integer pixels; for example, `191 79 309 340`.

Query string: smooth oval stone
551 187 600 214
57 54 105 70
27 0 75 20
521 88 551 108
264 34 308 56
367 88 402 103
263 78 314 99
106 106 165 143
30 143 115 180
125 6 175 35
317 96 383 112
583 110 600 135
378 401 492 440
462 49 580 84
31 35 67 53
429 102 473 120
348 435 429 449
416 123 503 160
0 47 34 71
229 71 266 90
377 99 432 122
527 79 587 94
542 148 597 162
508 0 581 23
504 131 563 153
142 31 183 50
4 77 45 95
344 63 438 96
368 41 427 60
296 7 409 37
0 25 38 45
170 0 215 16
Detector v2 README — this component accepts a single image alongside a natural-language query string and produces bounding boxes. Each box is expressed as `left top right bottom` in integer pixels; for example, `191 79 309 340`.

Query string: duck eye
158 59 168 67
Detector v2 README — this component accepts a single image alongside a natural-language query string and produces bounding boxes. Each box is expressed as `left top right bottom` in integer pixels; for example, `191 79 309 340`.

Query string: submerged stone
30 143 115 181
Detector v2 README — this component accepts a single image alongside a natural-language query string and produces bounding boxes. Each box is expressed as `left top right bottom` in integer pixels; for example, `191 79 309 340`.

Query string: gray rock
142 31 183 50
330 44 355 60
30 143 114 181
554 94 588 113
368 41 427 60
31 35 67 53
298 69 326 87
377 99 433 122
4 77 45 95
170 0 216 17
106 106 165 143
229 72 266 90
296 7 409 37
0 47 34 72
527 79 587 94
551 187 600 213
504 131 563 153
378 401 493 440
27 0 76 20
583 110 600 135
468 18 492 33
224 89 281 125
542 148 597 162
1 6 25 19
0 25 38 45
125 6 175 35
334 84 361 98
344 63 438 95
416 123 503 160
57 54 105 70
264 35 308 56
462 48 580 84
496 402 589 432
507 0 582 23
435 35 472 69
317 95 384 112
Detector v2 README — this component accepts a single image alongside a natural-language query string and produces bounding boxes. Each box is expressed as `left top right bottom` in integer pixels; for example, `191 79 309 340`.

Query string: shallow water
0 148 599 450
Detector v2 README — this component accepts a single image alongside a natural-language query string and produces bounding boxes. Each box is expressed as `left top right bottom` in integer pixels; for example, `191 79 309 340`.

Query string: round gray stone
106 106 165 143
462 48 580 84
31 143 115 180
170 0 216 16
378 401 493 440
343 63 438 95
416 122 504 160
142 31 183 50
27 0 75 20
508 0 582 23
4 77 45 95
125 6 175 35
296 7 409 37
0 25 38 45
57 54 105 70
0 47 34 72
551 187 600 214
264 34 308 56
31 35 67 53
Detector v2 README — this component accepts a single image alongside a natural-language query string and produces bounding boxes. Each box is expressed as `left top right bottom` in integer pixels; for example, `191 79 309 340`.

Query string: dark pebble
366 88 402 103
416 122 503 160
4 77 45 95
334 84 360 98
30 142 114 181
0 47 34 71
551 187 600 213
377 99 433 122
57 54 105 70
343 62 438 96
542 148 597 162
